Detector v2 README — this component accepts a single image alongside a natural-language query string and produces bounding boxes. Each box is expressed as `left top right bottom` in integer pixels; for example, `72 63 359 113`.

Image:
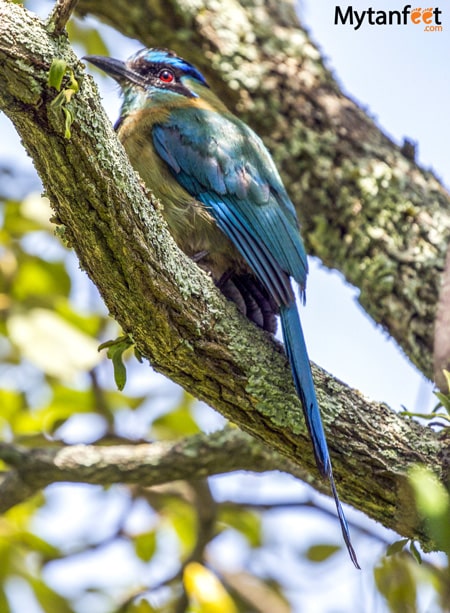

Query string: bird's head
85 48 212 116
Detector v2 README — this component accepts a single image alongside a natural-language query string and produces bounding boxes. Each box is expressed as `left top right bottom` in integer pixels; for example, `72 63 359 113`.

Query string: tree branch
0 1 447 551
0 429 285 514
0 423 444 552
75 0 450 382
48 0 80 34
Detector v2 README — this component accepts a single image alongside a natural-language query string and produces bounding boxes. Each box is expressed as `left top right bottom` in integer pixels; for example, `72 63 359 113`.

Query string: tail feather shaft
279 303 360 569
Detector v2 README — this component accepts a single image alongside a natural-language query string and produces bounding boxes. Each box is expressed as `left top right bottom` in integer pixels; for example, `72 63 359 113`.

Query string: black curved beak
84 55 145 88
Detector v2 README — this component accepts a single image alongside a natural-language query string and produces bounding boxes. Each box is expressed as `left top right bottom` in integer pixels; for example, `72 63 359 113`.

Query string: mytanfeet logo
334 5 443 31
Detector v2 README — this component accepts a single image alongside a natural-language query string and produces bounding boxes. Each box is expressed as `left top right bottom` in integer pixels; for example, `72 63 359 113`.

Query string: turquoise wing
152 108 308 307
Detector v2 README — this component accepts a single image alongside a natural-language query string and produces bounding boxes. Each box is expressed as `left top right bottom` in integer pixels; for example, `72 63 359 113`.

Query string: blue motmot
85 49 359 568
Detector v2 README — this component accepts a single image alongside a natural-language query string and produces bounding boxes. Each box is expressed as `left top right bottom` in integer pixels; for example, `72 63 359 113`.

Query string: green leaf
110 348 127 390
66 69 79 96
386 538 409 556
17 531 60 562
409 541 422 565
219 506 262 548
0 587 11 613
152 392 200 439
0 389 25 423
432 371 450 414
55 300 103 337
28 576 75 613
409 466 449 517
62 105 74 139
2 198 43 237
433 391 450 414
48 58 67 91
5 492 46 531
126 600 157 613
0 541 13 580
305 543 340 563
442 369 450 393
409 465 450 553
99 335 134 391
374 554 417 613
152 409 200 439
163 497 196 558
184 562 238 613
48 62 79 140
134 530 157 563
98 335 134 353
12 258 71 302
12 386 100 436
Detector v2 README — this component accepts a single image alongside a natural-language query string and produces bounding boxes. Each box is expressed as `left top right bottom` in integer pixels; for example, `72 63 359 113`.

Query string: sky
1 1 449 611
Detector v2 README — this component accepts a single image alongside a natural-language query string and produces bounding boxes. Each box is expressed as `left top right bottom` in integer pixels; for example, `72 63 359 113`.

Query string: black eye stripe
133 59 178 80
129 58 200 98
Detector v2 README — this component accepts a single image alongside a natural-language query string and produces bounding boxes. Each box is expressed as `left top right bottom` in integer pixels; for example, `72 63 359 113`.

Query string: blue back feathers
152 108 308 306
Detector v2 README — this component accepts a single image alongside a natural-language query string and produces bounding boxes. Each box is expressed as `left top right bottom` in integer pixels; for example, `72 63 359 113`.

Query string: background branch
48 0 79 34
0 421 444 552
0 429 284 513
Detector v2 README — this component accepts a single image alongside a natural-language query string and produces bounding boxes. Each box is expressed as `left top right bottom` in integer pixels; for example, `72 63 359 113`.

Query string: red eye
158 69 175 83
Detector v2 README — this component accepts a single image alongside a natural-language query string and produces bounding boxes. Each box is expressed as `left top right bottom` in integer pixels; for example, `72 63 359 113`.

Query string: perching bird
85 48 359 568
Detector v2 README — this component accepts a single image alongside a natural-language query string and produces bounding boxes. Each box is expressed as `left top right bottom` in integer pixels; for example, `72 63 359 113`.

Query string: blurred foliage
0 2 449 613
183 563 238 613
372 468 450 613
409 466 450 554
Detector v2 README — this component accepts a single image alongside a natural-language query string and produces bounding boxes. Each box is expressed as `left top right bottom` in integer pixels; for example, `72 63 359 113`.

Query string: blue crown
130 48 209 87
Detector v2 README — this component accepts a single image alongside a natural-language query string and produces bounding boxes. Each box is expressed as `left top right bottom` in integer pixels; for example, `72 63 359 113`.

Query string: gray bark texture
0 0 449 552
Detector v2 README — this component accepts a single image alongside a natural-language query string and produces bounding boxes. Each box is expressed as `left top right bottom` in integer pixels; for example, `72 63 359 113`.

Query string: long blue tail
280 303 360 569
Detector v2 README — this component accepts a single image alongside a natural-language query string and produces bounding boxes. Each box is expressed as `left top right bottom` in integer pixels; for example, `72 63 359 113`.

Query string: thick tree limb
0 1 448 551
0 429 293 514
76 0 450 382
